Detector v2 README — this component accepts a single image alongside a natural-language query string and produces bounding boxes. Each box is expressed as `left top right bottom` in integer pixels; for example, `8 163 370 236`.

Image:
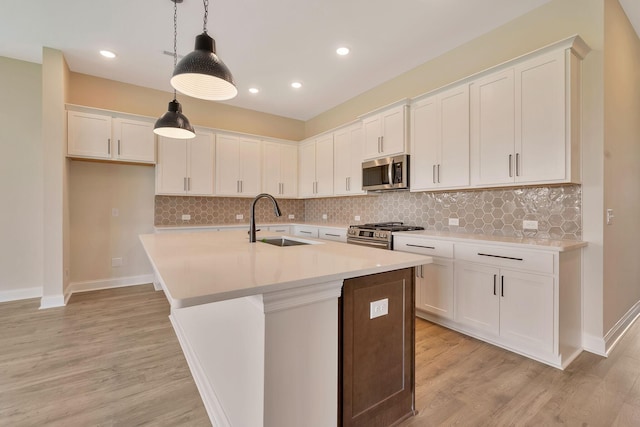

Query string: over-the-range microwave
362 155 409 191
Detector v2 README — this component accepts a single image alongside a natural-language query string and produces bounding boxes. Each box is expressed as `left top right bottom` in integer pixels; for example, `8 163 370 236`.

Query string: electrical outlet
606 209 614 225
523 220 538 230
449 218 459 226
288 214 295 219
181 214 191 221
236 214 244 220
111 257 123 267
370 298 389 319
112 208 119 217
322 214 328 220
354 215 361 221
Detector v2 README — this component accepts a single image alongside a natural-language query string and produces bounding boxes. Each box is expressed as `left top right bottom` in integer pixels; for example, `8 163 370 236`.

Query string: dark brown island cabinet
340 268 416 426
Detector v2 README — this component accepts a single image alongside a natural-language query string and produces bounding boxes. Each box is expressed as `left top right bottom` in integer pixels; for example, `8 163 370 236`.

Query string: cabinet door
263 142 283 195
410 96 439 191
439 85 469 188
470 69 515 186
417 259 454 320
280 143 298 197
187 132 214 196
156 137 188 195
333 128 351 195
362 115 382 160
380 105 406 157
298 142 316 197
348 126 365 195
454 262 500 335
314 135 334 196
67 111 112 159
515 50 566 183
499 269 554 354
238 138 261 196
215 134 241 195
113 118 155 163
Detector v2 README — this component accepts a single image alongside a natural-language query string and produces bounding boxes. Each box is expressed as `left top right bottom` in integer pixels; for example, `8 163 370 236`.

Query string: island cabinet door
340 268 415 427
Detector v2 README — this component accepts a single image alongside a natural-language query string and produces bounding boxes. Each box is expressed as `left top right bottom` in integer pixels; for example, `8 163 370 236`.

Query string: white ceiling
9 0 633 122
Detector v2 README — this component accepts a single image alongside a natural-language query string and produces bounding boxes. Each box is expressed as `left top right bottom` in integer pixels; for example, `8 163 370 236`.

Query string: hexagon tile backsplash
155 184 581 240
305 185 582 240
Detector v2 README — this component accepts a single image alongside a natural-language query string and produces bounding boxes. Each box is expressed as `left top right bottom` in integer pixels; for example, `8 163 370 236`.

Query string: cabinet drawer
267 225 291 234
319 227 347 242
293 226 319 238
394 236 453 258
455 243 553 274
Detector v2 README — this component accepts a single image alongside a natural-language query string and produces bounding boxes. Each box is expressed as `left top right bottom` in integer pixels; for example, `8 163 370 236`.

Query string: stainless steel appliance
346 222 424 250
362 155 409 191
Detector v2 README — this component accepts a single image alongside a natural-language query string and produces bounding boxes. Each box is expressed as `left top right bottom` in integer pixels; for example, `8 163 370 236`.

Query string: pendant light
154 0 196 139
170 0 237 101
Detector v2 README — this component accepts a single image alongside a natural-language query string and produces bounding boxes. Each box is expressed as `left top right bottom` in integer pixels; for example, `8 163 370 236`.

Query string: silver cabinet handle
188 177 191 191
325 233 340 237
107 138 111 155
183 177 187 192
118 139 121 156
300 230 312 234
437 164 441 183
516 153 520 177
433 165 436 184
509 154 513 177
478 253 523 261
421 265 424 279
240 180 243 193
407 243 435 250
236 180 239 193
501 276 505 297
380 135 384 153
493 274 497 296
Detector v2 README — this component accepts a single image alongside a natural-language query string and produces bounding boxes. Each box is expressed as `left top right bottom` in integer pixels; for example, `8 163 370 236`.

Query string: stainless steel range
346 222 425 250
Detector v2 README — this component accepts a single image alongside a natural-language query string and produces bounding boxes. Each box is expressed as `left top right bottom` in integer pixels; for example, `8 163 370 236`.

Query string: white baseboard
67 274 155 295
39 294 66 309
604 300 640 356
0 287 42 303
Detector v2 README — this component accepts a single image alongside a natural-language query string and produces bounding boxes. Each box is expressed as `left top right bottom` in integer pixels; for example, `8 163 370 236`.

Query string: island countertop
140 230 431 308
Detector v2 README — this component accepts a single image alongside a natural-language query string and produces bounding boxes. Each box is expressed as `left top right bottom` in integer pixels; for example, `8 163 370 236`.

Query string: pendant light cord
203 0 209 33
173 0 178 100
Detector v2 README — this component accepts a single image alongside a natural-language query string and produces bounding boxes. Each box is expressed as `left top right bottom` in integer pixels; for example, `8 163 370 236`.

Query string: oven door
346 237 390 250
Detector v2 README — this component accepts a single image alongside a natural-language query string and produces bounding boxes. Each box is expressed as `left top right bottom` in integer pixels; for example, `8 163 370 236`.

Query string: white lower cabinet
454 262 554 355
318 227 347 242
292 225 319 239
267 225 291 234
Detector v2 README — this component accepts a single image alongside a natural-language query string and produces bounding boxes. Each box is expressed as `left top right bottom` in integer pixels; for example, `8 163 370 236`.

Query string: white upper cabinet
334 124 365 196
215 134 261 197
470 39 586 187
68 110 155 163
263 141 298 198
411 84 470 191
362 103 408 160
299 134 334 198
156 131 215 196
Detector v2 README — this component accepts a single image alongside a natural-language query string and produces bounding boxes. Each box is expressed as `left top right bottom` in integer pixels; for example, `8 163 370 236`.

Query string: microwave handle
388 159 394 184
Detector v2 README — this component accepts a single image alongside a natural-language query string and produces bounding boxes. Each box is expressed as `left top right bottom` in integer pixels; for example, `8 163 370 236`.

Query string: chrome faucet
249 193 282 242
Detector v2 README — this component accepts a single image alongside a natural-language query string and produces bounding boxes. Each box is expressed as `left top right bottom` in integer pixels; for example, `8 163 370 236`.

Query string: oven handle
346 238 390 249
388 159 394 185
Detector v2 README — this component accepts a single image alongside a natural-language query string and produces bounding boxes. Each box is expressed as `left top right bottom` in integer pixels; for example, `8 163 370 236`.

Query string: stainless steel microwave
362 155 409 191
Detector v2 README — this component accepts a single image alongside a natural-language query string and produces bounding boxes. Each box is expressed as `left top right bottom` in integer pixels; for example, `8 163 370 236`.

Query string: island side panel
341 268 416 426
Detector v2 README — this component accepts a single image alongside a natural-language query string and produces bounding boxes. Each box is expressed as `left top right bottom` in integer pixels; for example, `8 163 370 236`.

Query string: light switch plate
236 214 244 220
370 298 389 319
449 218 459 226
523 220 538 230
322 214 328 220
354 215 361 221
181 214 191 221
288 214 295 219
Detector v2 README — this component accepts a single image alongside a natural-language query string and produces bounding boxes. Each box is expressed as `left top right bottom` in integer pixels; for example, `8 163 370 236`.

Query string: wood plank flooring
2 285 640 426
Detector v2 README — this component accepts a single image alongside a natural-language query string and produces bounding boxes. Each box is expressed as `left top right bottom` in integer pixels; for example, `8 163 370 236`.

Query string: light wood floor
2 285 640 426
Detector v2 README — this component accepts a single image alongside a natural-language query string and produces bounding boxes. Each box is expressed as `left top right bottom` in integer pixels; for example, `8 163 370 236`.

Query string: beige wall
69 162 155 283
603 0 640 333
68 73 305 142
0 57 43 299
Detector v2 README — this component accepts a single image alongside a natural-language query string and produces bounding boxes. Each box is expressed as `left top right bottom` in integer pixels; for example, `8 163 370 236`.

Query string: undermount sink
260 237 315 247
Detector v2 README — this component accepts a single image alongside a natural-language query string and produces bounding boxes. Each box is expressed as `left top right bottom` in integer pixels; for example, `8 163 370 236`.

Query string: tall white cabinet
333 124 365 196
215 134 261 197
263 141 298 198
411 84 470 191
156 131 215 196
299 134 334 197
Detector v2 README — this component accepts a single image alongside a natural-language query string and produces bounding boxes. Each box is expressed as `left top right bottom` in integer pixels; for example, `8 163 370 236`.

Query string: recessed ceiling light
249 87 259 94
291 82 302 89
99 50 117 59
336 47 350 56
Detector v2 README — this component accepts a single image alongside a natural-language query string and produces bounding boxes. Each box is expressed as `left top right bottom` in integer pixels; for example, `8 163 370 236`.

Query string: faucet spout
249 193 282 243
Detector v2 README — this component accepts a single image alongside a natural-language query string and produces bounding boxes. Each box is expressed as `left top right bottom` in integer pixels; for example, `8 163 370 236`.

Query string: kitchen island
140 230 431 427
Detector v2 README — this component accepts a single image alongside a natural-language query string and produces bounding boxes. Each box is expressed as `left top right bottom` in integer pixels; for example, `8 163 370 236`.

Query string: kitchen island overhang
140 230 431 427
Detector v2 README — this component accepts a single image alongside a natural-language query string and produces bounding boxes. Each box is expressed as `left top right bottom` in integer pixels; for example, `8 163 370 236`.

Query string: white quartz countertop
154 222 349 232
393 230 587 252
140 230 430 308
